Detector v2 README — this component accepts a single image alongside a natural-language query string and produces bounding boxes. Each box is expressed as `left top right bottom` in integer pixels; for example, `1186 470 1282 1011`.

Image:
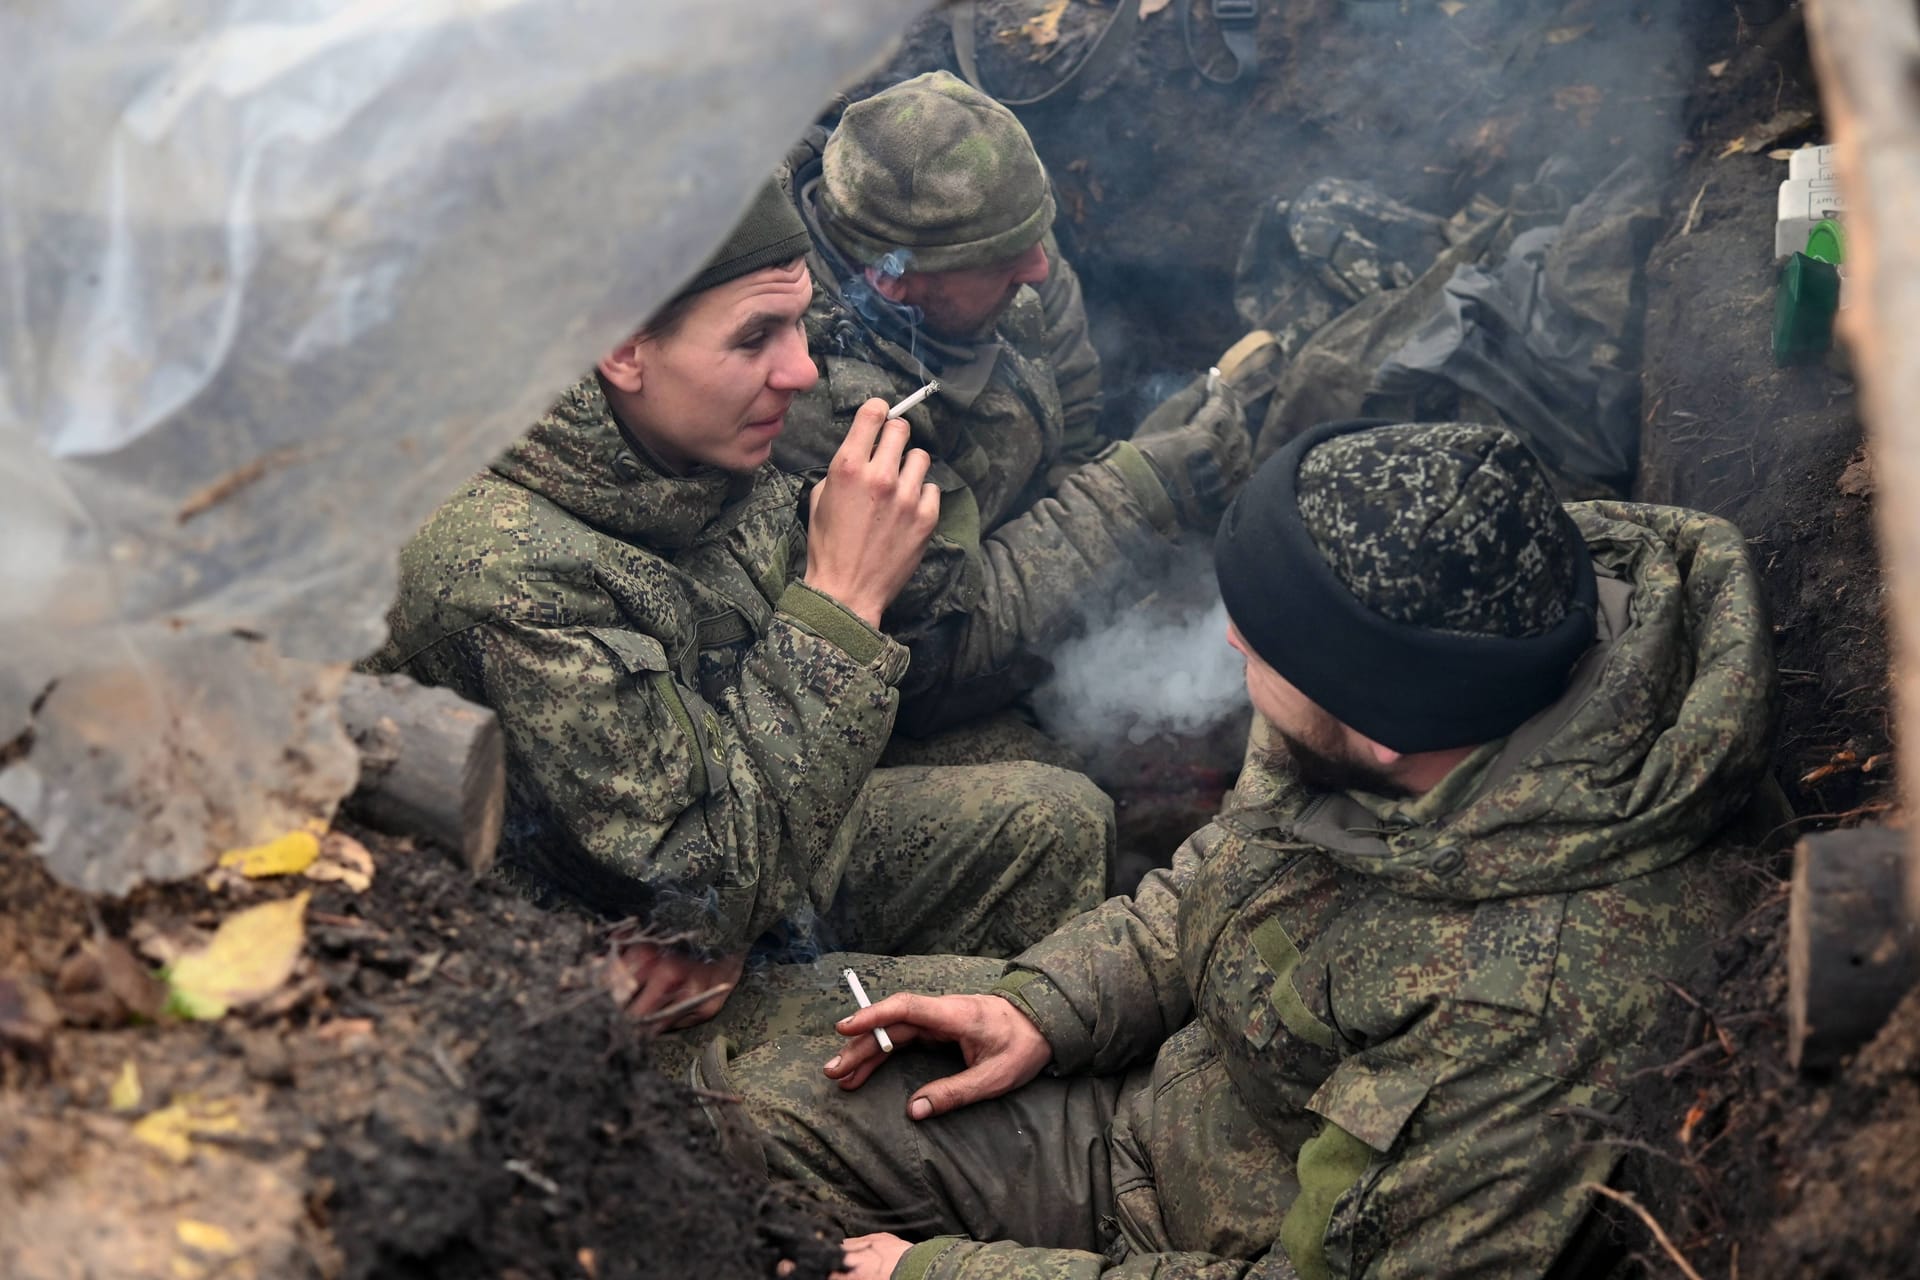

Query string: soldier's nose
1010 242 1050 286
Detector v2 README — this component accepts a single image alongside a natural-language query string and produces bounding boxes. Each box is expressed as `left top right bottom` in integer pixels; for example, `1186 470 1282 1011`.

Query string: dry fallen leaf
1546 24 1593 44
1438 0 1468 15
218 829 321 878
1708 59 1730 77
1141 0 1172 14
306 832 375 893
176 1220 239 1256
110 1059 143 1111
163 892 310 1020
1837 451 1875 496
1017 0 1070 49
132 1098 243 1163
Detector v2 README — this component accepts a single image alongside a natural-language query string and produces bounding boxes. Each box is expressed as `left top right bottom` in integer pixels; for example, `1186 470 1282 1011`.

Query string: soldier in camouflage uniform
378 182 1110 1030
779 71 1252 745
709 422 1777 1278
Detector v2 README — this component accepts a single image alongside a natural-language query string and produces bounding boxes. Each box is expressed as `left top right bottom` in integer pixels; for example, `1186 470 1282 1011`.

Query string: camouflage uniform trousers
650 766 1110 1079
879 709 1086 774
702 953 1143 1254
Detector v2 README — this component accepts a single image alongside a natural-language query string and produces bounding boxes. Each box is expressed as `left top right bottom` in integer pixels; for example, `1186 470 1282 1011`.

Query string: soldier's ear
598 335 647 395
865 265 910 304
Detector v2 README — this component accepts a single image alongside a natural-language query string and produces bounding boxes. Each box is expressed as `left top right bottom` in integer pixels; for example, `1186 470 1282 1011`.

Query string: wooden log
1805 0 1920 926
338 672 504 875
1787 826 1920 1071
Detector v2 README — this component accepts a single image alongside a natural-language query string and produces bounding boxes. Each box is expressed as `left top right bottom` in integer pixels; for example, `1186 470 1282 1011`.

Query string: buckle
1212 0 1258 22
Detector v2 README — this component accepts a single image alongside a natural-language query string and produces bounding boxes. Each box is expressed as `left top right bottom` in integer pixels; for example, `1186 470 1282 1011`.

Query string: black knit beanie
1214 420 1598 752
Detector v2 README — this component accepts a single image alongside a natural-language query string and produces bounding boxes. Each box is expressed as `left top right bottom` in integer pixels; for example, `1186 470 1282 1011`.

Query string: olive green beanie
820 71 1054 273
677 179 812 298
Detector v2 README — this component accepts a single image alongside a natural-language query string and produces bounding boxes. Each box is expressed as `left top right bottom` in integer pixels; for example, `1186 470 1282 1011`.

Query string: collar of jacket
798 176 1004 410
491 376 759 552
1266 502 1777 902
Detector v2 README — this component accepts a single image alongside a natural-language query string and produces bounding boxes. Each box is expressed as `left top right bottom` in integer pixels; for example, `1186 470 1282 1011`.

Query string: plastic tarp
0 0 928 893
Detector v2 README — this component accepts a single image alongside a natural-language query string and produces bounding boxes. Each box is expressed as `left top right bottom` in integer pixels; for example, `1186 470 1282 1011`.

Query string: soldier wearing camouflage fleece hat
777 71 1252 749
703 421 1780 1280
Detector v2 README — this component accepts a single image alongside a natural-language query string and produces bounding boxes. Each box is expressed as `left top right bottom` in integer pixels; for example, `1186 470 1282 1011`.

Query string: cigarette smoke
1032 541 1249 765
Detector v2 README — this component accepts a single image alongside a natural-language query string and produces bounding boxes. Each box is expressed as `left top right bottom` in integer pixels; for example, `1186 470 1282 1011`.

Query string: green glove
1131 375 1251 530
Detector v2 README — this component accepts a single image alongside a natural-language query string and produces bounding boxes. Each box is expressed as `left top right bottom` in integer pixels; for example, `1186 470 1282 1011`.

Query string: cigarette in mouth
886 380 939 420
1206 365 1221 397
842 967 894 1053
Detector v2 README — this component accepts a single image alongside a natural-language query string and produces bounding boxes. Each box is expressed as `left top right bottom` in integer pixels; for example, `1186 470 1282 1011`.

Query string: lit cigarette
887 380 939 419
842 967 894 1053
1206 365 1221 396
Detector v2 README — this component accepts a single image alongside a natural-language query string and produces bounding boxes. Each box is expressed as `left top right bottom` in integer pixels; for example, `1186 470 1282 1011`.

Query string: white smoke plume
1032 545 1249 763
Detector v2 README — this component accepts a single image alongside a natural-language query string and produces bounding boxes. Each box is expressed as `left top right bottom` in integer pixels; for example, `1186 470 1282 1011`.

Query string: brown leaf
306 832 375 893
95 938 169 1022
1837 451 1875 496
1141 0 1171 14
0 971 61 1056
1546 24 1593 44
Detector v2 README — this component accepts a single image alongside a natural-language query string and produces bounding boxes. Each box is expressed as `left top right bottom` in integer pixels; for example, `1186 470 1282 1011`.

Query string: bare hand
609 942 745 1030
824 991 1052 1120
834 1233 915 1280
804 398 941 628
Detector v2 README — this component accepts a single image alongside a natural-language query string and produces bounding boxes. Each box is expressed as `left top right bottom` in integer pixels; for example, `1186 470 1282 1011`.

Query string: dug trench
4 2 1918 1277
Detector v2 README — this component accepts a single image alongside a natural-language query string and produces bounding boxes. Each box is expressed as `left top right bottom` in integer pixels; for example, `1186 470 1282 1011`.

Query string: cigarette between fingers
887 381 939 420
842 967 894 1053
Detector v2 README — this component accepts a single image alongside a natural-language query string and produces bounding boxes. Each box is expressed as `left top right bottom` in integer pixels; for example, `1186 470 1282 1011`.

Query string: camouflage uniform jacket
776 166 1179 736
909 503 1776 1280
378 378 908 952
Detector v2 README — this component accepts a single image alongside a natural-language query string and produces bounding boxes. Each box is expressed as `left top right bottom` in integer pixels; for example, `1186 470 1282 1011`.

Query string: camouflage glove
1130 375 1251 531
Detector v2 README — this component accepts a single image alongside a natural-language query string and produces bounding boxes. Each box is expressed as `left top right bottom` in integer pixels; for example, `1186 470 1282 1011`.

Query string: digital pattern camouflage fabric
1296 423 1581 636
375 377 1106 955
779 132 1182 740
820 71 1055 274
726 501 1777 1280
783 143 1182 737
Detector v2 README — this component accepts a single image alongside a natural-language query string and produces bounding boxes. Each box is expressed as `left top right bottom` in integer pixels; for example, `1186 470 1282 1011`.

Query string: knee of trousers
999 765 1117 866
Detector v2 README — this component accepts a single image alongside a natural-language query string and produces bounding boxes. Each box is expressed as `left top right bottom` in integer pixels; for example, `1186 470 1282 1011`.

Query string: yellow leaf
218 830 321 878
132 1099 243 1163
176 1220 238 1255
1546 24 1593 44
110 1059 143 1111
164 892 310 1020
1023 0 1071 48
1438 0 1467 15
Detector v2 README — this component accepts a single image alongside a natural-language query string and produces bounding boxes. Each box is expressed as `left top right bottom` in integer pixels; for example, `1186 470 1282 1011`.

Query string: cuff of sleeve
991 970 1097 1076
1097 440 1179 534
895 1236 973 1280
777 581 907 681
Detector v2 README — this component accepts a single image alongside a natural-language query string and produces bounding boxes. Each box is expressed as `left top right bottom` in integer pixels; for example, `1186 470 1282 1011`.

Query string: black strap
950 0 1143 106
1182 0 1260 84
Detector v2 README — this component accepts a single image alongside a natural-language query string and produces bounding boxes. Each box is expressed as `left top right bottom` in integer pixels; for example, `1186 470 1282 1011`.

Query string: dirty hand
834 1233 915 1280
1130 375 1251 531
611 942 745 1031
804 398 942 628
823 991 1051 1119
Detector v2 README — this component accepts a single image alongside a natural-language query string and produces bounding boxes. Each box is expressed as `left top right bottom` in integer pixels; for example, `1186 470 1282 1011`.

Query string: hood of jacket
1238 500 1777 900
490 377 763 552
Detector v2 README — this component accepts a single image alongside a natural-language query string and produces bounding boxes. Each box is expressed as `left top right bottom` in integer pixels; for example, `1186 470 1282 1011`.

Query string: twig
631 982 733 1026
1681 181 1710 235
505 1158 563 1198
1582 1183 1706 1280
427 1040 466 1090
519 985 604 1031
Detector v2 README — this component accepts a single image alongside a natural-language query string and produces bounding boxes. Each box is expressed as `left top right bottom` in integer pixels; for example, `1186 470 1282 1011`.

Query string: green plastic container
1805 218 1846 265
1773 252 1841 367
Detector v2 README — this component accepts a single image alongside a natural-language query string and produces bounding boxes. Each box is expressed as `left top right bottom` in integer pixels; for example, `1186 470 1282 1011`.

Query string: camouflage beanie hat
1214 420 1598 753
820 70 1054 273
675 179 812 299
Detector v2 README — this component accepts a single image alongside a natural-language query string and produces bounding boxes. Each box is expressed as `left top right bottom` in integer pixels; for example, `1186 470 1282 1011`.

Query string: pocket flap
1308 1054 1432 1154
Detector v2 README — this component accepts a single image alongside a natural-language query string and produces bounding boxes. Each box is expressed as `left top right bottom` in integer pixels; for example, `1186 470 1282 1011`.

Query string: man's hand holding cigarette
823 991 1052 1121
803 397 941 629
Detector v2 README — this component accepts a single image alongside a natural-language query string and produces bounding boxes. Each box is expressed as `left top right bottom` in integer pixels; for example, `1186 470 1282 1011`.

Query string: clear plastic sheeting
0 0 927 893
